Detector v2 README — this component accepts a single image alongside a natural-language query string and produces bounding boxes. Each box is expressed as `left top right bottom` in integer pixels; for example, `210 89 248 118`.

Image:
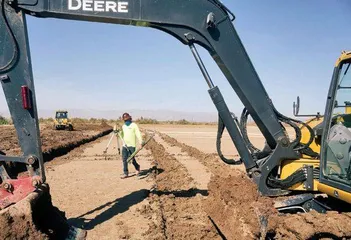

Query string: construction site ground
2 124 351 239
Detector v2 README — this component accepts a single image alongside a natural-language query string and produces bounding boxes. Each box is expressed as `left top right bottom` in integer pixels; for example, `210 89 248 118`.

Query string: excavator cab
319 52 351 203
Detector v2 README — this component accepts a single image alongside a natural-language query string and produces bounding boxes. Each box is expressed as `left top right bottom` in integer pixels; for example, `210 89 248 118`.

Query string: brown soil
159 132 351 240
206 173 276 239
4 123 351 239
0 184 86 240
0 210 47 240
141 134 220 240
0 122 111 156
0 123 111 239
0 123 112 176
159 132 234 176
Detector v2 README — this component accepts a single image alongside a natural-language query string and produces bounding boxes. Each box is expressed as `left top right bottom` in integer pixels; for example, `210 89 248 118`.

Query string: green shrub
0 115 10 125
135 117 159 124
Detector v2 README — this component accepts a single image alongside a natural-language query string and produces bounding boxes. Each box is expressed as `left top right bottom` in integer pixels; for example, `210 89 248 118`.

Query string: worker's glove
141 141 146 147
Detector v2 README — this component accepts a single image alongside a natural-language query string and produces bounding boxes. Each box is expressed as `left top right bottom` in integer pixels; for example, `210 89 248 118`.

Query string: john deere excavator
0 0 350 238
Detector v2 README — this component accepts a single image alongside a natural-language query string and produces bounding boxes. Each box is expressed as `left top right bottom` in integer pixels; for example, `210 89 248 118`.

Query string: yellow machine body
280 158 320 191
54 110 73 131
280 51 351 200
299 116 323 155
318 183 351 204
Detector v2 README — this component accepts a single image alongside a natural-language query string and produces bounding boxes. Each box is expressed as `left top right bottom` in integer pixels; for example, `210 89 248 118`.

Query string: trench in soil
42 128 112 162
158 131 351 240
41 130 222 239
1 124 113 178
141 133 221 239
4 125 351 240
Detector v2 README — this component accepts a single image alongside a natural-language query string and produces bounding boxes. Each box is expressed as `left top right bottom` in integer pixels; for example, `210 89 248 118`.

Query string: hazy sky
1 0 350 117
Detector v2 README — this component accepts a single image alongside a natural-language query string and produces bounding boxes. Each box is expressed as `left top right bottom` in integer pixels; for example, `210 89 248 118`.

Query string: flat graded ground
46 134 154 239
45 130 221 239
141 124 295 157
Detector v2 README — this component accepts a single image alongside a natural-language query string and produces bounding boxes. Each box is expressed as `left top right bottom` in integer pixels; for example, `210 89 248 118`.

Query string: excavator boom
1 0 312 209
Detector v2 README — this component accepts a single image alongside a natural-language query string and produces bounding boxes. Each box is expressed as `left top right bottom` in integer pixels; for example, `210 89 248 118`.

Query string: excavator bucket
0 183 87 239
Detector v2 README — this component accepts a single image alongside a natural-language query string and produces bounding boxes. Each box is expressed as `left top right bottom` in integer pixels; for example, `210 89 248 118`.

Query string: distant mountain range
0 108 224 122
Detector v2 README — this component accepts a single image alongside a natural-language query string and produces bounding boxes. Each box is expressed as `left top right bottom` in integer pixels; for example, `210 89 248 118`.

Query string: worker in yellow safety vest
118 112 145 179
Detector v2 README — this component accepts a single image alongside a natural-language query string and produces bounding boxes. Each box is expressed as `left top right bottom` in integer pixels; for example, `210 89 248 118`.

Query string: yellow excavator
285 51 351 207
0 0 351 238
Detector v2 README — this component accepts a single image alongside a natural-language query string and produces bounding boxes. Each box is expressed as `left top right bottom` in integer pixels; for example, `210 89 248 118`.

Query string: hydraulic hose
267 168 306 189
271 103 317 153
239 108 272 160
268 167 320 189
216 114 242 165
239 104 319 159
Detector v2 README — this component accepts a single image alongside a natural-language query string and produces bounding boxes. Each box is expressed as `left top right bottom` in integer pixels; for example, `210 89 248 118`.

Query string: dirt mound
0 210 47 240
0 124 111 239
145 137 193 191
0 126 20 156
141 134 220 239
207 173 351 239
159 132 229 175
160 132 351 239
269 211 351 239
72 122 111 131
0 123 112 156
0 124 112 179
0 184 86 240
206 172 276 239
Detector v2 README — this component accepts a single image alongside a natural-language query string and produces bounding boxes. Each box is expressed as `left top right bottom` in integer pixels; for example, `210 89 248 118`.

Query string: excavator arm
0 0 313 208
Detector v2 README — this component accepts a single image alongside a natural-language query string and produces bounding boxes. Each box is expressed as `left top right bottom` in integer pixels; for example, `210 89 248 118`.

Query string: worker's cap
122 113 132 120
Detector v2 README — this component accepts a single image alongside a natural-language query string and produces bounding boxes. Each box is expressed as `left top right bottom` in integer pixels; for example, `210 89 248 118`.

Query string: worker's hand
141 141 146 147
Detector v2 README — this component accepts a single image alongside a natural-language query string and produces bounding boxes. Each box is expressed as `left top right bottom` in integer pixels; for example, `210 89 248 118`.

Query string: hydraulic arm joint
0 0 310 206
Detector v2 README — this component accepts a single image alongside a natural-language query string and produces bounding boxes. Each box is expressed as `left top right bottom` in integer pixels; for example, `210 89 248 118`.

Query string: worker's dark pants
122 146 140 175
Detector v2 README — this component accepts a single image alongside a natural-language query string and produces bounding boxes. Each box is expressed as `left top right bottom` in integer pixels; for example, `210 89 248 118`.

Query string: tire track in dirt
158 132 351 240
141 133 220 240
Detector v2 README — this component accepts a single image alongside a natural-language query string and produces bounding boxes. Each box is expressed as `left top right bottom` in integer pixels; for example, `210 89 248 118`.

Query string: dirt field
141 124 296 157
0 122 112 156
2 123 351 239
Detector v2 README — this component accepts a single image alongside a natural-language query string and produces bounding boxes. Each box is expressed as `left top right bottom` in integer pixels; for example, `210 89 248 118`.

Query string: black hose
240 104 319 160
240 108 260 153
216 114 242 165
271 104 317 153
268 167 320 189
0 0 19 72
239 109 272 160
267 168 306 189
301 147 320 159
